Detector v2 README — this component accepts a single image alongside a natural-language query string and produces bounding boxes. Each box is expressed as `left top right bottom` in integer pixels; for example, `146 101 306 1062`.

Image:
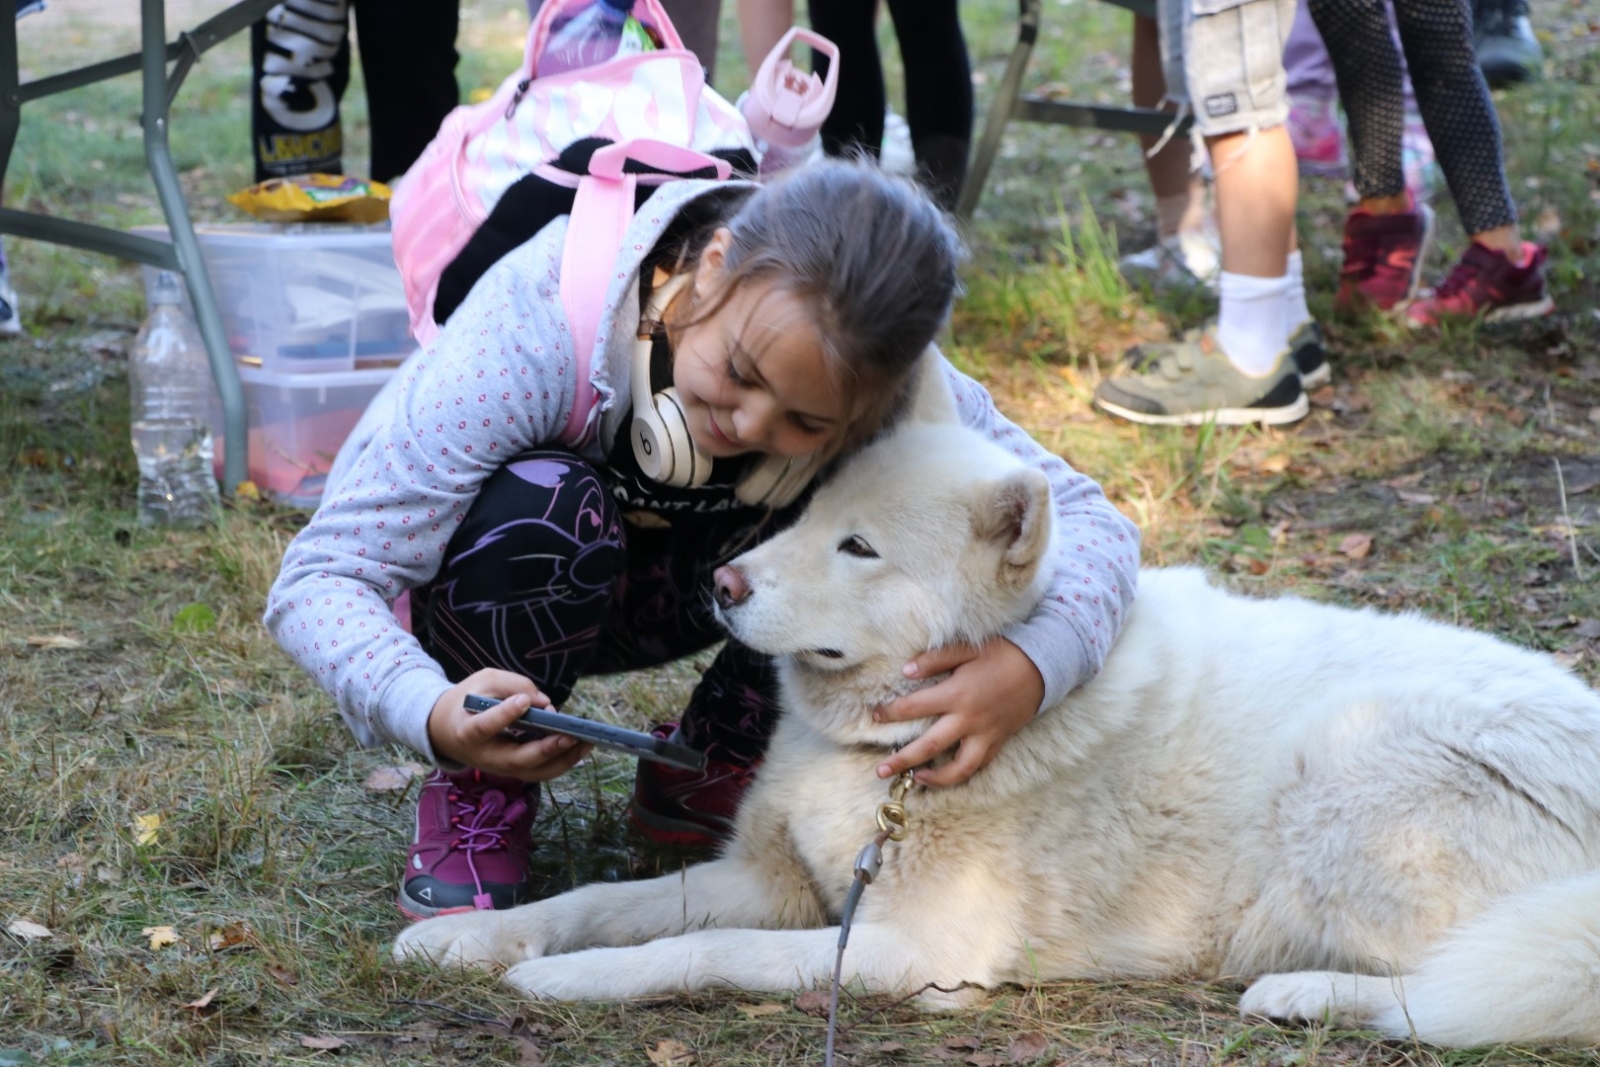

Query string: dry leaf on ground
792 990 831 1016
1008 1032 1050 1062
143 925 179 950
132 813 162 846
645 1038 696 1066
300 1035 348 1050
208 923 251 951
734 1002 786 1017
363 763 426 791
7 919 53 941
1339 533 1373 559
26 633 85 649
181 988 219 1011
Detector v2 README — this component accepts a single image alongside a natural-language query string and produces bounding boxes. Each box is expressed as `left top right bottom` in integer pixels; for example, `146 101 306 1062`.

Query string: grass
3 0 1600 1063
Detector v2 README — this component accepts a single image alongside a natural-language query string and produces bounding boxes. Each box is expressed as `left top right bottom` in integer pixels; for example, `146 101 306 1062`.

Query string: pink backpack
390 0 754 361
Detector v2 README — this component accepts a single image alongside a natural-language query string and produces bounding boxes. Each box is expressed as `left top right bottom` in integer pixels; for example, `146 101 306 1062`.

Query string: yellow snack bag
227 174 392 224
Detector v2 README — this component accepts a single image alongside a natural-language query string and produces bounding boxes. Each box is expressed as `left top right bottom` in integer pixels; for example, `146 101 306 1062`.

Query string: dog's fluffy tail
1243 870 1600 1046
1373 868 1600 1046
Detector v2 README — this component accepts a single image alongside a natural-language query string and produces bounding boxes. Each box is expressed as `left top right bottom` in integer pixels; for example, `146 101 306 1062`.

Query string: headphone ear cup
736 452 819 508
631 400 676 483
651 388 711 488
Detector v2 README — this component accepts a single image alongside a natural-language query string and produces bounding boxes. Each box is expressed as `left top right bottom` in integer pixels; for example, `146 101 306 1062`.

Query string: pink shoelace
447 786 530 911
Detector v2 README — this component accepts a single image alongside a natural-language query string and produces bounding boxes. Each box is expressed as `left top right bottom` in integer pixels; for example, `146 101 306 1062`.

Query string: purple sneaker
1404 241 1554 328
399 768 539 920
628 723 756 850
1335 198 1436 316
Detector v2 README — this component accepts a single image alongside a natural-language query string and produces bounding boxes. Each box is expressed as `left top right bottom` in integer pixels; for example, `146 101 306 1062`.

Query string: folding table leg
956 0 1042 220
140 0 247 493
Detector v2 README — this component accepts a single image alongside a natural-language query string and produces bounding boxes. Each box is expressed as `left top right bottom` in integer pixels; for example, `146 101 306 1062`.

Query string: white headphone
630 270 821 508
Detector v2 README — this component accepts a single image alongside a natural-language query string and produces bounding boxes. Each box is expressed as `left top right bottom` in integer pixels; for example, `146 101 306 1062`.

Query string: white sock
1285 250 1312 332
1216 271 1292 377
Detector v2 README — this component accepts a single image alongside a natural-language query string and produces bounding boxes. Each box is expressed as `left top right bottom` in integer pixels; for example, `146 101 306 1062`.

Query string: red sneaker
628 723 757 849
1335 199 1435 315
1403 241 1554 328
399 768 539 920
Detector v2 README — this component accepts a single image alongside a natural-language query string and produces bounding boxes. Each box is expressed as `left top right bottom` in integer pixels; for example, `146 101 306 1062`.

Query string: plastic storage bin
234 363 394 507
133 223 416 373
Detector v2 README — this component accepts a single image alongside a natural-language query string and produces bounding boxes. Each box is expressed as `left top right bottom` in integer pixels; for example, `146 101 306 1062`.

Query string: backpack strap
558 139 732 445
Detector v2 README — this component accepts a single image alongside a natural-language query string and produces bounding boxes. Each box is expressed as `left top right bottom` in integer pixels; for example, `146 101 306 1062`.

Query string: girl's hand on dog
427 668 593 781
871 639 1044 787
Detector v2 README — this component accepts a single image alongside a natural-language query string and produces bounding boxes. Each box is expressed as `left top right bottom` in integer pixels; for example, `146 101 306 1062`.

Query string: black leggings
807 0 973 185
1307 0 1516 235
409 450 782 765
251 0 460 183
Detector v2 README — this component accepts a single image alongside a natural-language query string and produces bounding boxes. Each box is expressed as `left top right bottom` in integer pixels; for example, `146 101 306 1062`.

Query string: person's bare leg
1209 125 1300 377
1210 126 1298 276
1132 14 1196 209
739 0 793 77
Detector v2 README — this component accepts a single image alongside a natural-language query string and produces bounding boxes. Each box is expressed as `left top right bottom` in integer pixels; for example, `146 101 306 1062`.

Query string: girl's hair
670 159 965 450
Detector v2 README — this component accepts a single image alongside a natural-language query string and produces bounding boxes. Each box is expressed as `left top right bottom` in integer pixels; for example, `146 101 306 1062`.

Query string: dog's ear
902 347 960 426
972 468 1052 590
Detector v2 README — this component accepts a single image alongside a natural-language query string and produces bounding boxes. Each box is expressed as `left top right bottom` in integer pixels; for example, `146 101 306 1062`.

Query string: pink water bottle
538 0 635 78
740 28 840 177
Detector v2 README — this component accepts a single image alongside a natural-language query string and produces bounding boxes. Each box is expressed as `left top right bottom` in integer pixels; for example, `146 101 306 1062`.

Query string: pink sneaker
1404 241 1554 328
1288 94 1347 178
1335 198 1436 316
628 723 757 849
399 768 540 919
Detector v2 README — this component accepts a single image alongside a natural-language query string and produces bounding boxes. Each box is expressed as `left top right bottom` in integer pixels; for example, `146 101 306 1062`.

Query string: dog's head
712 423 1053 744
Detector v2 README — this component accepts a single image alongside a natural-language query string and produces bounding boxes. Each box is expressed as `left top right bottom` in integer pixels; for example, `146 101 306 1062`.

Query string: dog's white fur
395 414 1600 1048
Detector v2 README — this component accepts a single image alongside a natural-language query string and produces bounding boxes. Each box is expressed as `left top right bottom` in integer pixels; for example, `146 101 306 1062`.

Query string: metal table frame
956 0 1195 220
0 0 278 491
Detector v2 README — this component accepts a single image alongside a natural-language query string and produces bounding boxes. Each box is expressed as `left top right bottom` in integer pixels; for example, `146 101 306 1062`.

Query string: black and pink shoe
399 768 539 919
627 723 757 850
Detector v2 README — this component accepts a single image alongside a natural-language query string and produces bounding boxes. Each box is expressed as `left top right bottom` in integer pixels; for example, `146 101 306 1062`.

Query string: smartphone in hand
463 695 707 772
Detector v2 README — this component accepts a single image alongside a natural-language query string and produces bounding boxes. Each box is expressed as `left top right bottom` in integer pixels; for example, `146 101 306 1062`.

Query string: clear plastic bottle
537 0 645 78
129 270 219 526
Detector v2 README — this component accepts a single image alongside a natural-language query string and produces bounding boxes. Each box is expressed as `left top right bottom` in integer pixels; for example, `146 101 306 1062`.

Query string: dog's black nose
712 565 750 610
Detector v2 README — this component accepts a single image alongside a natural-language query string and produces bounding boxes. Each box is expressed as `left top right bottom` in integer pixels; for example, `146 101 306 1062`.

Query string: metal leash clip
875 768 915 841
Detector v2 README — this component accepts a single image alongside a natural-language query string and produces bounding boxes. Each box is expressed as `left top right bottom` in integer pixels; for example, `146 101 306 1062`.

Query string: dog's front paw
503 955 602 1001
392 910 543 969
1239 971 1363 1027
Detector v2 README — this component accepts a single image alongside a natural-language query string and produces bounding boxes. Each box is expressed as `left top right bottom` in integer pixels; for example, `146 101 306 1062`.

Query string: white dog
395 420 1600 1048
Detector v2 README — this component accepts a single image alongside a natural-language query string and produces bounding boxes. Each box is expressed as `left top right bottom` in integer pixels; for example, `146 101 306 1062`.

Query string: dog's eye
837 535 878 559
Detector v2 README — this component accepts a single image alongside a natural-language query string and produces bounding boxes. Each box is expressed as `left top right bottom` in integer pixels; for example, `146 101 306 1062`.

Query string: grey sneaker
1174 319 1329 388
1290 320 1330 389
1094 324 1308 426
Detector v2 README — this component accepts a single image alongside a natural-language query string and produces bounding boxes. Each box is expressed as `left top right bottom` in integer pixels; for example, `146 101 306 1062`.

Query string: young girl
265 161 1140 919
